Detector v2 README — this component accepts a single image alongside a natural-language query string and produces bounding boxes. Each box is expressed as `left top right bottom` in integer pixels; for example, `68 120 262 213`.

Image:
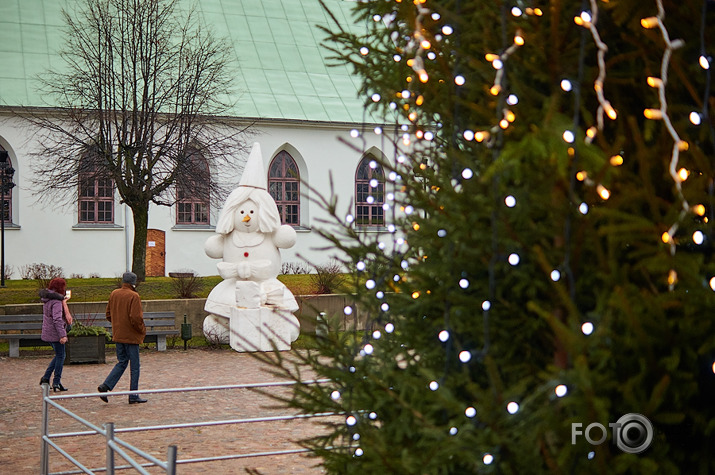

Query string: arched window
268 151 300 225
355 156 384 226
176 149 210 225
0 148 14 224
78 150 114 223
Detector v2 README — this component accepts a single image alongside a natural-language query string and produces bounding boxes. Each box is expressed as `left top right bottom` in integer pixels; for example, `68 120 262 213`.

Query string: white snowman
203 143 300 349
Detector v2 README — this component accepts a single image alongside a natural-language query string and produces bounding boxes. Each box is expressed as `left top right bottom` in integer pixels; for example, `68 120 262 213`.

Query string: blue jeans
103 343 141 397
43 342 66 386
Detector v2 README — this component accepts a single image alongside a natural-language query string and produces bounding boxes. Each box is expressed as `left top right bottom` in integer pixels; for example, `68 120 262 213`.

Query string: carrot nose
242 214 251 222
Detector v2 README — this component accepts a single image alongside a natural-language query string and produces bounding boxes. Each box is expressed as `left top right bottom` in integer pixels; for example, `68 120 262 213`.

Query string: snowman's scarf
232 230 266 248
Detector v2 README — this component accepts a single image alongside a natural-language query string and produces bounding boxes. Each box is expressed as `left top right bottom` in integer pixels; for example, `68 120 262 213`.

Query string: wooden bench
0 312 178 357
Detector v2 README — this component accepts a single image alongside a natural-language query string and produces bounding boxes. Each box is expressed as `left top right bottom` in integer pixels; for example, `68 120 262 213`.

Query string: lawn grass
0 274 320 306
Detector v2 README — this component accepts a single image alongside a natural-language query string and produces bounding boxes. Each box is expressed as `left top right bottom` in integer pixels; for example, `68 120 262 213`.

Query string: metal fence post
40 383 50 475
166 445 177 475
105 422 115 475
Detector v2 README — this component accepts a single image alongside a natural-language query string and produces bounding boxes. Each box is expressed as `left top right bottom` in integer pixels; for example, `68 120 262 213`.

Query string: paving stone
0 348 328 474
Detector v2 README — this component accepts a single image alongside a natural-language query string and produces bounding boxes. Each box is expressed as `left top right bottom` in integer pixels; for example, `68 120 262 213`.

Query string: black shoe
98 384 110 403
40 378 50 386
128 397 148 404
52 383 68 392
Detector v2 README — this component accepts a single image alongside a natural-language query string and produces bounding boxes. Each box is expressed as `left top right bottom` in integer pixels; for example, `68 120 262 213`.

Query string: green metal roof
0 0 369 123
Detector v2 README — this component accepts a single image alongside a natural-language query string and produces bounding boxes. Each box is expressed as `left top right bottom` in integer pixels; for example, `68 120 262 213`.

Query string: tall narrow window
0 148 13 223
268 150 300 225
78 152 114 223
176 149 210 225
355 156 384 226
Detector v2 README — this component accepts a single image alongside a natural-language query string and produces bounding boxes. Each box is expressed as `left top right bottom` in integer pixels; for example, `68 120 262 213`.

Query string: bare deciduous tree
21 0 251 280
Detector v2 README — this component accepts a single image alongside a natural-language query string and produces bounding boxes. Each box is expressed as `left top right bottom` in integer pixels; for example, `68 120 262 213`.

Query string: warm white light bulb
562 130 575 143
700 55 711 70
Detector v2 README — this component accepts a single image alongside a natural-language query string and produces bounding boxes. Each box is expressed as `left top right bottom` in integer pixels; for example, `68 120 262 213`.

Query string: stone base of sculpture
203 308 299 352
203 281 299 352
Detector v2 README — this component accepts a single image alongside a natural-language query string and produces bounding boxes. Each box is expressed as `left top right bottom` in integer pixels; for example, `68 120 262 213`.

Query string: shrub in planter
67 321 110 364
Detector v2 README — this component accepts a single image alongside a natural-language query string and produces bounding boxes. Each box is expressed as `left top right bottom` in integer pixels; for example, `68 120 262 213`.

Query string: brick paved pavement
0 347 330 474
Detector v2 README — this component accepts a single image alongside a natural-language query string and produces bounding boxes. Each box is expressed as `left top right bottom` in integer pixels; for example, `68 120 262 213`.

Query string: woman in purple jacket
39 278 73 391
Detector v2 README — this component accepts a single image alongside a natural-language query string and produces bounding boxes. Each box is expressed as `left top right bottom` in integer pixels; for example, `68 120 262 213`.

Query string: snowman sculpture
203 142 300 351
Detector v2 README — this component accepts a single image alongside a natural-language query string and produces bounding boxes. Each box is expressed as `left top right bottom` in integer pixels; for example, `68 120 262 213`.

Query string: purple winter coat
40 289 67 342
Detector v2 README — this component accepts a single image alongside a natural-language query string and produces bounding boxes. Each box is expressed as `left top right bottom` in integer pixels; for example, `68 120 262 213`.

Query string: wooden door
146 229 166 277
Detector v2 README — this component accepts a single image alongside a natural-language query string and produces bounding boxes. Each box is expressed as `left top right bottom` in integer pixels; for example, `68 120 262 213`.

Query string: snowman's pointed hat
239 142 267 190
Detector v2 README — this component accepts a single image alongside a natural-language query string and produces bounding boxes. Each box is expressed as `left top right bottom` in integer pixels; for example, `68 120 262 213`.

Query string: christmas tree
257 0 715 472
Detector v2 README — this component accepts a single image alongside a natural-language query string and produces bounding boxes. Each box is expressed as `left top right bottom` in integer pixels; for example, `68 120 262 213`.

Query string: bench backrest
0 312 176 332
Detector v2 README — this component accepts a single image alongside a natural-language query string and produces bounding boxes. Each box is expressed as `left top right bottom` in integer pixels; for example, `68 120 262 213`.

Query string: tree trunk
130 204 149 281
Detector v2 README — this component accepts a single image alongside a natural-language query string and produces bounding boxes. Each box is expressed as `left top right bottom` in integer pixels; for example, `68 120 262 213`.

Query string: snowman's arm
205 234 225 258
273 225 297 249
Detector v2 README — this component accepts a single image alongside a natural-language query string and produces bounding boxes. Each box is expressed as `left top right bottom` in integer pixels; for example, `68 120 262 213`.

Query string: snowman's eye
240 210 244 214
250 210 254 214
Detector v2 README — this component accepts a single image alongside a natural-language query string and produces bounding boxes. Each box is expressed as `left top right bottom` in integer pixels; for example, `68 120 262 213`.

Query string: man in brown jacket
97 272 148 404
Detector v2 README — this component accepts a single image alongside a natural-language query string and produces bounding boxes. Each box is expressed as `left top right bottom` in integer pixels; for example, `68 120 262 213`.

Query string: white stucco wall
0 114 397 278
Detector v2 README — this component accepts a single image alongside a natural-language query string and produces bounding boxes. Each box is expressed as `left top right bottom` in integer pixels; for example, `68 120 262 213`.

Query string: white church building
0 0 400 278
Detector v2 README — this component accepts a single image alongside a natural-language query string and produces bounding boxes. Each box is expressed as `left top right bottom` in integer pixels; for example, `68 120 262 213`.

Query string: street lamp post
0 150 16 287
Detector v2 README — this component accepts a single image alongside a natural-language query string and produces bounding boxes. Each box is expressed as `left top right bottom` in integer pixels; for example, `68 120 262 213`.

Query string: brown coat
106 284 146 344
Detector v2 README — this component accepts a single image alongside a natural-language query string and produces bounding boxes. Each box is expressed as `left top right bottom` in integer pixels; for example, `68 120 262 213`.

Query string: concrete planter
66 335 106 364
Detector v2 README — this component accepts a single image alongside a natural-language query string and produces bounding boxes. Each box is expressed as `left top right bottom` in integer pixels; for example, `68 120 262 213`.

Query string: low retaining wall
1 294 368 337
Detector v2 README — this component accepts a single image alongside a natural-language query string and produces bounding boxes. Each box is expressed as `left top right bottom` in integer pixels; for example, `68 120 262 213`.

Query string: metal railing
40 379 331 474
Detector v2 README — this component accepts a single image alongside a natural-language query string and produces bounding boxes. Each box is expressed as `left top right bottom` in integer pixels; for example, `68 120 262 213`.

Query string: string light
576 0 617 132
641 1 691 278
